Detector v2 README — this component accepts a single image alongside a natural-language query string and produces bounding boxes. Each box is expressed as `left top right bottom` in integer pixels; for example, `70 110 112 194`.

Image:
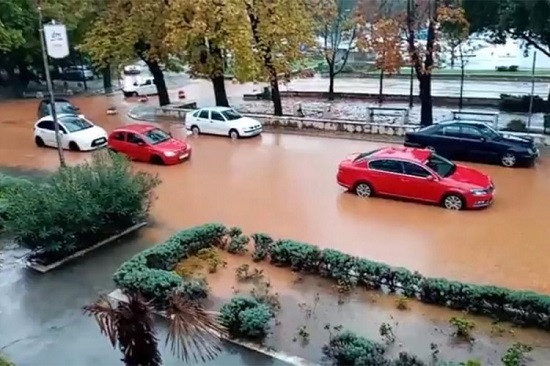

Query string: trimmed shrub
506 119 527 132
508 65 519 72
113 223 226 307
268 239 322 272
219 296 272 340
251 233 273 262
391 352 426 366
499 93 548 113
496 66 508 71
3 152 159 263
228 234 249 254
322 331 387 366
0 174 32 231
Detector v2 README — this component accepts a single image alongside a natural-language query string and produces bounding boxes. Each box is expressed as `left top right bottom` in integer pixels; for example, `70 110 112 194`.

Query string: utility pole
527 51 537 130
38 5 66 167
407 0 414 108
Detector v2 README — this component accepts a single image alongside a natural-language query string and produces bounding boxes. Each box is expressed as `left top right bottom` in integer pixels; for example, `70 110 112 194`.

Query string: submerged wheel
69 141 80 151
35 136 45 147
442 194 464 210
354 182 373 198
229 129 239 139
501 152 517 167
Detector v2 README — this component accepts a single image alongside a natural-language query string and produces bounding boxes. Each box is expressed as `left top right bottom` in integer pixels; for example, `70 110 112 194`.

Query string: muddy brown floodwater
1 95 550 295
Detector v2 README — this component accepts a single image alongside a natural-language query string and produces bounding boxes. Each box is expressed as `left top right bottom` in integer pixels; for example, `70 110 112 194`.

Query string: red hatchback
108 124 191 165
337 147 494 210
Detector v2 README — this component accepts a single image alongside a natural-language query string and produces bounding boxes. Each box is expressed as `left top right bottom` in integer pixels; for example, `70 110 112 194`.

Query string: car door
196 109 212 133
210 110 227 135
56 123 70 149
110 131 127 154
36 120 56 146
457 124 487 162
400 161 442 203
126 132 149 161
436 124 464 159
367 159 405 196
141 79 156 95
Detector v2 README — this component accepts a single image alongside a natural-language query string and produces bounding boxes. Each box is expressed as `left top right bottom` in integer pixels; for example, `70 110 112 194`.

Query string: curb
27 222 147 273
108 289 319 366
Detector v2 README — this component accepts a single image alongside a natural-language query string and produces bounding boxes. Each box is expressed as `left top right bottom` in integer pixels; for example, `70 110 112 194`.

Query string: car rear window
353 149 382 162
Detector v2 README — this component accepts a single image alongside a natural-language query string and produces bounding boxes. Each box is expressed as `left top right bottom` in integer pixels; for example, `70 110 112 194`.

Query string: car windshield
477 124 501 140
61 116 93 132
425 153 456 178
48 101 77 115
143 128 171 145
221 109 241 121
354 149 382 162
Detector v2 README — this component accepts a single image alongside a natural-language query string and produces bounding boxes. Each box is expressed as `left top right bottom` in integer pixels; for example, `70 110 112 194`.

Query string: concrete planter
108 289 318 366
27 222 147 273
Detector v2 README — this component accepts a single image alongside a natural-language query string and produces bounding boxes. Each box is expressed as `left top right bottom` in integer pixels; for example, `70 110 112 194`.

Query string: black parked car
37 98 80 119
404 121 539 167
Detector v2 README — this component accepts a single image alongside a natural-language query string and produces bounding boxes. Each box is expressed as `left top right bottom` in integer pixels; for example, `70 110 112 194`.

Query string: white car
186 107 263 139
122 76 157 97
34 114 108 151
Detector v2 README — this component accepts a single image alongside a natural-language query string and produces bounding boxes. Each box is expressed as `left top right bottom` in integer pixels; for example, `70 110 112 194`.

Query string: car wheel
123 92 131 98
354 182 373 198
229 129 239 140
426 145 436 152
442 194 464 210
35 136 45 147
150 155 164 165
69 141 80 151
501 152 517 167
132 92 138 97
191 126 200 135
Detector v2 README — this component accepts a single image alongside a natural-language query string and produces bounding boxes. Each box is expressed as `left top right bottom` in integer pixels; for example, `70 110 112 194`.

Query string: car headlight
470 189 487 196
164 151 176 157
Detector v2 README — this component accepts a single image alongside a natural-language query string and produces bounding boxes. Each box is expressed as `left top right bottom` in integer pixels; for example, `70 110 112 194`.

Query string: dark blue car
404 121 539 167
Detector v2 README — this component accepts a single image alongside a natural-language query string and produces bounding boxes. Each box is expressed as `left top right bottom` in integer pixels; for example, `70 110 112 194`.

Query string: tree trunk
270 75 283 116
145 60 170 106
102 65 112 93
328 63 335 100
419 74 433 127
378 70 384 104
211 75 229 106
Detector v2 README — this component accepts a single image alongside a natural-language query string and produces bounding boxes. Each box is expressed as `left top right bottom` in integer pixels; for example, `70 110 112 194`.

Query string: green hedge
0 174 32 231
499 93 549 113
322 331 387 365
113 223 226 307
264 239 550 330
219 296 272 340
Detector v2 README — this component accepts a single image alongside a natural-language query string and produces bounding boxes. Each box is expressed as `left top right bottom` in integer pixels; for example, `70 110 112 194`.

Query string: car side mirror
426 175 435 181
480 137 486 142
137 141 145 146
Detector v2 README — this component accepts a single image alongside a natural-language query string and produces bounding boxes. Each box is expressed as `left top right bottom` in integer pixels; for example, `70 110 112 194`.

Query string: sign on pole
44 24 69 59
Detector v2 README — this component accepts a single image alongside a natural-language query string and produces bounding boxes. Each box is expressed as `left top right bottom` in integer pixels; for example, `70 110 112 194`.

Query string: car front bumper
162 148 192 165
465 193 494 209
240 127 263 137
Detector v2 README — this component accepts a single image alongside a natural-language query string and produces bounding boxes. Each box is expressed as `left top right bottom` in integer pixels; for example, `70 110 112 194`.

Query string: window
192 110 200 117
426 153 456 177
442 125 461 136
478 124 500 140
113 132 125 141
403 162 431 178
127 133 144 144
59 116 93 133
142 79 152 86
211 111 225 121
143 128 170 145
369 159 403 174
198 110 209 119
221 109 242 121
460 125 483 139
37 121 54 130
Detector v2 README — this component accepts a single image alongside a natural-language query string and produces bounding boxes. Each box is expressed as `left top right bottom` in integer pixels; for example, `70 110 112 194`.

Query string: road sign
44 24 69 59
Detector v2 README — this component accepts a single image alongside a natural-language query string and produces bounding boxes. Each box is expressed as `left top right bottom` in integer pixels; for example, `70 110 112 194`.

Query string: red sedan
108 124 191 165
337 147 494 210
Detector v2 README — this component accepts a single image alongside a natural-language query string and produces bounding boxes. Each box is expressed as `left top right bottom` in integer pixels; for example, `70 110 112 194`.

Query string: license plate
179 152 189 160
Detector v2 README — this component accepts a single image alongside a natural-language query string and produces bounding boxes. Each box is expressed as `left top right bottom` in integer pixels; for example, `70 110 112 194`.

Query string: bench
451 110 499 128
367 107 409 124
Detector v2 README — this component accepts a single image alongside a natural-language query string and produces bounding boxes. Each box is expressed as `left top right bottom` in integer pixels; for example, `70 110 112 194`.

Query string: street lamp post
38 6 66 167
527 51 537 130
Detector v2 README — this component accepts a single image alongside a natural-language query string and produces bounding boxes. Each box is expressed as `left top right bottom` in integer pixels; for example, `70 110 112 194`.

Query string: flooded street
2 95 550 293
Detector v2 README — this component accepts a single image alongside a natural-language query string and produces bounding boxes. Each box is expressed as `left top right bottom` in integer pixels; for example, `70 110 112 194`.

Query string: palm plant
84 291 225 365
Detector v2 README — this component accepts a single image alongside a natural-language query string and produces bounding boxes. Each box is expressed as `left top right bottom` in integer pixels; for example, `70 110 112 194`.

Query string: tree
167 0 251 107
242 0 314 116
438 4 472 110
81 0 173 105
369 18 404 103
312 0 363 100
84 292 224 365
463 0 550 100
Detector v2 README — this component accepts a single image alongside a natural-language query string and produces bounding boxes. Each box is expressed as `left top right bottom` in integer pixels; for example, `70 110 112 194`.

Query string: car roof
201 106 233 112
370 146 431 163
112 124 155 134
437 120 490 127
41 97 72 103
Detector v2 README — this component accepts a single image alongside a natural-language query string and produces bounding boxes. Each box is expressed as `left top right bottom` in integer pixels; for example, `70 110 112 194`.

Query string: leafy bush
0 355 14 366
391 352 426 366
114 223 226 307
251 233 273 262
496 66 508 71
228 234 249 254
508 65 519 72
501 343 533 366
506 119 527 132
269 239 322 272
3 153 159 263
219 296 272 340
499 93 549 113
449 317 476 339
322 331 387 366
0 174 32 231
